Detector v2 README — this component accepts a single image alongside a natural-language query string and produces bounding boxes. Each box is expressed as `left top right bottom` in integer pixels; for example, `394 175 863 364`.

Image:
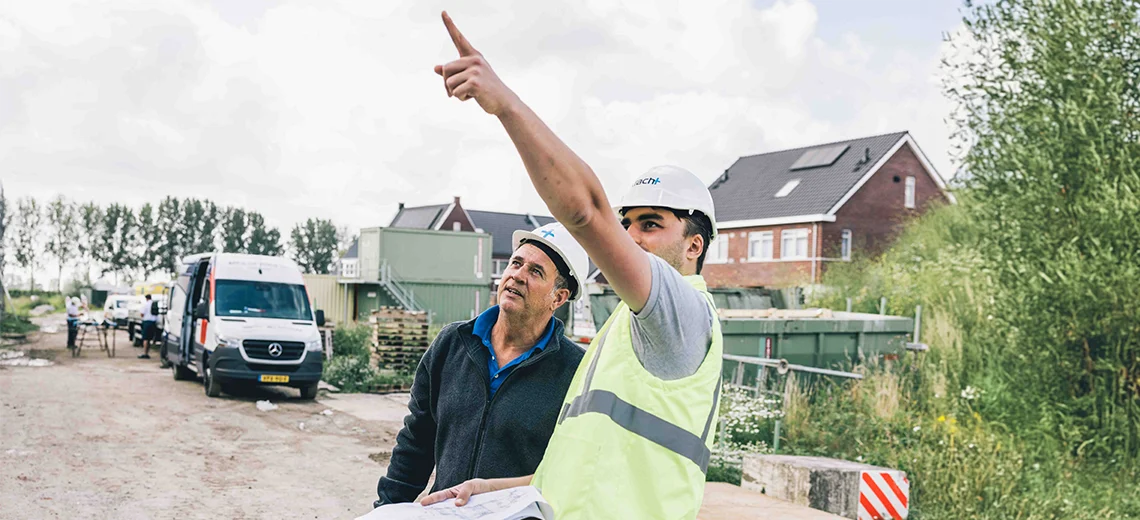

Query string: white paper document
356 486 553 520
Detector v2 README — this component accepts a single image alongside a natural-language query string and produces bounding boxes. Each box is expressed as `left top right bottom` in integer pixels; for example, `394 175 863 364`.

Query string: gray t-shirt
629 253 714 380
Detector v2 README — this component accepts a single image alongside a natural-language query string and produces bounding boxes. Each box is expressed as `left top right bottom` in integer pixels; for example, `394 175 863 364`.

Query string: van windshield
214 280 312 321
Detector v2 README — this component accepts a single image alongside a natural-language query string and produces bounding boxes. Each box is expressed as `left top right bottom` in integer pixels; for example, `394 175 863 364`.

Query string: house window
492 259 507 277
775 179 801 198
706 236 729 264
905 176 916 209
780 228 809 259
748 231 773 261
340 259 359 278
841 229 852 261
452 221 462 231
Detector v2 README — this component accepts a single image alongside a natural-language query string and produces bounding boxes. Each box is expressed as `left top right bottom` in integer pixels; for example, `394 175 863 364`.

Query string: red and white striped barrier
858 470 909 519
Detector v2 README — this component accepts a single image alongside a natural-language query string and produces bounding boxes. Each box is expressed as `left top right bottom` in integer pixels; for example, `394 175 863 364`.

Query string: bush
332 323 372 358
324 323 417 393
1 313 38 334
322 355 378 393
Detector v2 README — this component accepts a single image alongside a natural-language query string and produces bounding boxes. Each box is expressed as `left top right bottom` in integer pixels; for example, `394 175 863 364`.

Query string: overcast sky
2 0 965 238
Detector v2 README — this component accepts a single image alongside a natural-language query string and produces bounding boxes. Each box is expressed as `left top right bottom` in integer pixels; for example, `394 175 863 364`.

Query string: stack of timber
369 307 430 372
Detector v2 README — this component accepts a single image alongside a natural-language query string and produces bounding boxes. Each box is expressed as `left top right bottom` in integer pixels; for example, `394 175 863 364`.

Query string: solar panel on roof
789 144 850 170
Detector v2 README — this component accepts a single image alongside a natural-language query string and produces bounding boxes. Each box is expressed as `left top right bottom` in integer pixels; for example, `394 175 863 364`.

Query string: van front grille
242 340 305 361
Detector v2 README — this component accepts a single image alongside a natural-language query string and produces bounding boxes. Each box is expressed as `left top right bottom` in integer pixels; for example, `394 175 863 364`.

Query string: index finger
441 11 478 57
420 488 457 506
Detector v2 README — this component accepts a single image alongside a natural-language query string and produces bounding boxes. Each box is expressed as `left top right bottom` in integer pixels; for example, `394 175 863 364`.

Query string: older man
373 222 589 507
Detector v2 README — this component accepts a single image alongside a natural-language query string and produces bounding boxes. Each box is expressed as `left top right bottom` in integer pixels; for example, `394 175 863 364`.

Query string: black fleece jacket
375 316 584 505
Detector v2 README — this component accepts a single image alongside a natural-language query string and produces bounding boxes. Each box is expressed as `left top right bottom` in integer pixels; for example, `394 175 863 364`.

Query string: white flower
913 426 921 432
961 386 983 400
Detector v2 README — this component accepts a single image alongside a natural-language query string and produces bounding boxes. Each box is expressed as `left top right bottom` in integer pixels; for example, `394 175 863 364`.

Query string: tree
177 198 205 257
10 197 43 290
76 202 104 284
220 207 248 253
196 201 221 253
288 218 338 274
247 212 283 256
99 204 138 285
135 203 162 278
45 195 78 292
155 197 182 276
946 0 1140 457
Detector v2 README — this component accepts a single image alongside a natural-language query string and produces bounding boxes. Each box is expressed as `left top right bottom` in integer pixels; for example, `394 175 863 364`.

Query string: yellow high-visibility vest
533 275 723 519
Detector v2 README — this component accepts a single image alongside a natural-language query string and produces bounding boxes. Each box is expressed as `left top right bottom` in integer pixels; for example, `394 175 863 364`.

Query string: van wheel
172 362 193 381
204 365 223 397
299 384 319 400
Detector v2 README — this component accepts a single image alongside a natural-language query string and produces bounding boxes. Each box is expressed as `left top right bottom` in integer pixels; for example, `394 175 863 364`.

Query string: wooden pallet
373 345 431 353
369 383 414 394
376 335 428 344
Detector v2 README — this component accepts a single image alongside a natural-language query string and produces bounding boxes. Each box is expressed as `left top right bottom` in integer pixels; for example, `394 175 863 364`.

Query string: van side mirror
315 309 326 327
194 301 209 319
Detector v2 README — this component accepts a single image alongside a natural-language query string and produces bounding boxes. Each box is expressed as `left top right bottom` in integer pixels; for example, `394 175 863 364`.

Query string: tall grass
790 203 1140 518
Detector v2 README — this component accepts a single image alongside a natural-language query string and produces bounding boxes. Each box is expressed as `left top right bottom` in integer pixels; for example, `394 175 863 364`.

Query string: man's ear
551 288 571 311
686 232 704 262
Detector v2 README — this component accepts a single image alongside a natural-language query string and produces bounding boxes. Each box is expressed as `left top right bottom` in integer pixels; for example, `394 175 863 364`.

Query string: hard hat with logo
615 165 718 239
512 222 590 301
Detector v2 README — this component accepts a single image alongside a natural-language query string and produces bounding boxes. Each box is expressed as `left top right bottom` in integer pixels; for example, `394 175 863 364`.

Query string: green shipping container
720 312 913 382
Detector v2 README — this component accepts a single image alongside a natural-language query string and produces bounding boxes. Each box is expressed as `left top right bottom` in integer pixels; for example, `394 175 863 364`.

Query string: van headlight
305 338 323 352
216 334 242 349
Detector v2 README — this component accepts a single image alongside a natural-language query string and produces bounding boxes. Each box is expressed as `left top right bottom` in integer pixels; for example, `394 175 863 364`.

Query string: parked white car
103 295 144 326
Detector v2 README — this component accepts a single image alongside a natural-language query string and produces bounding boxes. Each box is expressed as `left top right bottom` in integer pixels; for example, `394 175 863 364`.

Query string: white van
160 252 326 399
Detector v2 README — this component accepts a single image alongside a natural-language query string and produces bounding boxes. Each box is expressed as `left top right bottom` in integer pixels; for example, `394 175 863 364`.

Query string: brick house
702 131 951 288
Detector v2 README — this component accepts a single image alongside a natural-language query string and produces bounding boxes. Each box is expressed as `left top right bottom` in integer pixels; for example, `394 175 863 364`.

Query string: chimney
398 202 405 210
453 196 461 205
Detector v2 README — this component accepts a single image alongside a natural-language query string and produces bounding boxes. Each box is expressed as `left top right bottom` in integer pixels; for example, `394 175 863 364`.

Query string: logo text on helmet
634 177 661 186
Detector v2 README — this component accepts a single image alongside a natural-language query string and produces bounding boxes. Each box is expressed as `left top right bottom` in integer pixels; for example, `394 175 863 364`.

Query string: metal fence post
914 304 922 343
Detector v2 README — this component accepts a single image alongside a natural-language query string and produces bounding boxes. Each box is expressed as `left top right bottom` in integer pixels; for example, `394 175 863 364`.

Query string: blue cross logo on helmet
541 230 555 238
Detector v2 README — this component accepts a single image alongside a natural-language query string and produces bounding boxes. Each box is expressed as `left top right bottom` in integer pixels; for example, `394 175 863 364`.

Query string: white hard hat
614 165 718 239
512 222 590 301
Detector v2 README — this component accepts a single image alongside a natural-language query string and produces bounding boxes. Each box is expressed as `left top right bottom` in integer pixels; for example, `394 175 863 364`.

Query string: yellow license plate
259 375 289 383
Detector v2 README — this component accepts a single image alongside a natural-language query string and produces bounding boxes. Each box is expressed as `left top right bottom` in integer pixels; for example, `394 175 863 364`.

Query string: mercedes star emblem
267 343 283 357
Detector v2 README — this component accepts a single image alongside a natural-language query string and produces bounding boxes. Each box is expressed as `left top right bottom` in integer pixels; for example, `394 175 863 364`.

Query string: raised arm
435 12 653 312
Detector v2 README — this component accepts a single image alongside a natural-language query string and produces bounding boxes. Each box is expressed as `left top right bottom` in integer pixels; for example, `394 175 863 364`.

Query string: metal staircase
379 260 423 313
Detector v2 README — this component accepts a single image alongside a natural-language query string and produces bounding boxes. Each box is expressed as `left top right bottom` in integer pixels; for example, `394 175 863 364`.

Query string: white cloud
0 0 959 245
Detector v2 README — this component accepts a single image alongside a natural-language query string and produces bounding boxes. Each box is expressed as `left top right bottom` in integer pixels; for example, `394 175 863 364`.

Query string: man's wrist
494 92 525 121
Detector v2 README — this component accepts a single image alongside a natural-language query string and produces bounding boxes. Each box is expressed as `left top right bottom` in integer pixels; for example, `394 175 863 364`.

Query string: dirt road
0 318 407 520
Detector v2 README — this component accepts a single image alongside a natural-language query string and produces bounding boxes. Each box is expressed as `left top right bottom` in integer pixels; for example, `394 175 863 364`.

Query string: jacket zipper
465 342 556 480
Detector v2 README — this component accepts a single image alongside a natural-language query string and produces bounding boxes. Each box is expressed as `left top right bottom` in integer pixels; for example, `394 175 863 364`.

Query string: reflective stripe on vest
557 318 722 473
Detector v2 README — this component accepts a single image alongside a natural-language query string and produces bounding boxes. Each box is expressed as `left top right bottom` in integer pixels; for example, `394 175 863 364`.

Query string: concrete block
742 455 908 519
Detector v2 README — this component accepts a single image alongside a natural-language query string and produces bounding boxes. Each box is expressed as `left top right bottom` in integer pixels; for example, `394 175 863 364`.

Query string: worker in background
421 13 724 520
372 223 589 508
66 296 80 349
138 294 157 360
